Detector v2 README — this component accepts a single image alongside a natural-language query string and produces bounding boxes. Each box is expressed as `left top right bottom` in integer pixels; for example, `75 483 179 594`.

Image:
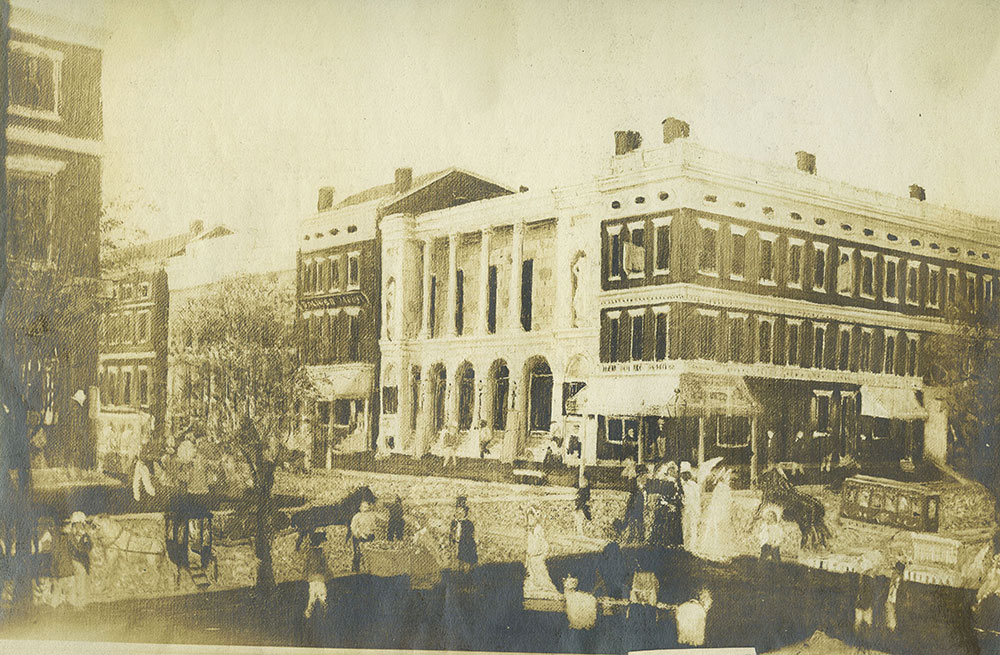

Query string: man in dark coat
451 505 477 571
386 496 405 542
650 463 683 548
618 478 646 544
574 475 592 535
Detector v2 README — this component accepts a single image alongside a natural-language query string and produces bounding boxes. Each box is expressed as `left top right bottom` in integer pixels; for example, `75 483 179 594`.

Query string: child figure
759 508 783 562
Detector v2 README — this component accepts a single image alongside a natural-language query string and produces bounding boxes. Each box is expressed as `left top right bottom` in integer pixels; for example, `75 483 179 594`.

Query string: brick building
2 2 105 468
297 168 511 467
586 119 1000 483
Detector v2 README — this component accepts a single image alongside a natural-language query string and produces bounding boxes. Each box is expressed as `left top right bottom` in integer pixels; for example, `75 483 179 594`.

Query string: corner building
588 122 1000 483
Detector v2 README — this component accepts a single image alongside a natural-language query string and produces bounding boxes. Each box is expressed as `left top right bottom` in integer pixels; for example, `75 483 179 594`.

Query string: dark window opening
492 364 509 430
521 259 534 331
382 386 398 414
487 265 498 333
458 367 475 430
654 313 668 360
630 313 644 361
528 361 553 432
455 269 465 335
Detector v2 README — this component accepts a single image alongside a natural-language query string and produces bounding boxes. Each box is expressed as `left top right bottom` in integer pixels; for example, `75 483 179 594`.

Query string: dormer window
8 41 62 121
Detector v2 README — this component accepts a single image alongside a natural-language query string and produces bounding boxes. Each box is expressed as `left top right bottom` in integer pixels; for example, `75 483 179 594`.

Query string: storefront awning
860 385 927 420
300 364 373 399
579 373 760 417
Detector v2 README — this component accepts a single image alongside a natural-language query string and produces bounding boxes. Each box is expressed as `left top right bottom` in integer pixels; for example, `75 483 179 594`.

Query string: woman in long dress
523 509 559 598
697 468 734 561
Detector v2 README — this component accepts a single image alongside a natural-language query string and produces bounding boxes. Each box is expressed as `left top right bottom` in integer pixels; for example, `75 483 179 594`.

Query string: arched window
457 365 475 431
527 359 553 432
431 365 447 433
491 362 509 430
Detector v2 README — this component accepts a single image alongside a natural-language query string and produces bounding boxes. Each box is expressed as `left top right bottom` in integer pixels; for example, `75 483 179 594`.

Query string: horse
163 495 218 588
755 468 831 549
287 485 377 550
90 515 174 586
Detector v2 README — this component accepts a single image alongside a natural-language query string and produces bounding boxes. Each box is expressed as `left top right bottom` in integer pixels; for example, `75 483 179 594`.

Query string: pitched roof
108 225 233 269
333 169 449 209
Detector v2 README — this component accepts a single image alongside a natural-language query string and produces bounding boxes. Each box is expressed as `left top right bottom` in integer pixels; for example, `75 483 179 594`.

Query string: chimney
909 184 926 202
394 167 413 194
317 186 335 212
614 130 643 156
795 151 817 175
661 117 690 144
189 219 204 235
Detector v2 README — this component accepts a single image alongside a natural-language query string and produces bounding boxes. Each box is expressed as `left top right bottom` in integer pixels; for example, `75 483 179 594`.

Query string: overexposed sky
97 0 1000 244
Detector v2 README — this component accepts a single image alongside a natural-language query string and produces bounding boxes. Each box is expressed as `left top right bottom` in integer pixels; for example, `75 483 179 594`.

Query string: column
478 227 492 334
697 417 706 465
509 221 524 332
420 239 432 339
750 415 759 487
447 233 458 337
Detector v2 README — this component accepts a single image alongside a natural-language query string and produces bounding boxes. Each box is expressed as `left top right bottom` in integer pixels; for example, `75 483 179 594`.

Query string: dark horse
756 468 831 549
288 485 377 550
164 494 218 588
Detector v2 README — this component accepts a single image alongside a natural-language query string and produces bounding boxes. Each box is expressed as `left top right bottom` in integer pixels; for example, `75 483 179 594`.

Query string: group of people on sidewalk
26 511 92 609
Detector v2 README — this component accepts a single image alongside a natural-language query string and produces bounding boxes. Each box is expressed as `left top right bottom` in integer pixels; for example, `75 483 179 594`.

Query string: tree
170 272 297 598
924 296 1000 508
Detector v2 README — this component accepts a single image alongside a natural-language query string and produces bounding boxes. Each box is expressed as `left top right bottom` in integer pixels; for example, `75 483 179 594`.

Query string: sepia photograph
1 1 1000 654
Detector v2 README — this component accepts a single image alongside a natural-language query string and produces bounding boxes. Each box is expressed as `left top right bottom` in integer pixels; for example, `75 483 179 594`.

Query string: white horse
90 515 173 585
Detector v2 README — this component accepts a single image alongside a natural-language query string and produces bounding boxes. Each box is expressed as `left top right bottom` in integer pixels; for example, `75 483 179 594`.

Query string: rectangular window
347 252 360 289
9 41 60 118
758 318 774 364
654 218 671 273
907 333 919 377
698 222 718 275
812 243 828 292
698 310 719 360
347 313 359 360
986 275 994 306
382 386 399 414
907 262 920 306
814 393 831 433
787 239 803 288
654 309 669 360
137 311 150 343
884 333 896 375
838 326 851 371
7 173 54 261
759 233 777 284
860 329 873 372
813 324 826 368
884 256 899 301
521 259 534 331
837 247 855 296
861 252 875 298
455 269 465 335
607 224 623 279
630 311 644 361
928 266 941 308
968 273 978 311
607 314 621 362
139 282 150 299
948 270 958 306
138 367 150 407
786 320 801 366
728 313 747 363
487 265 498 334
717 416 751 447
328 256 339 290
123 369 133 406
730 226 747 280
625 222 646 277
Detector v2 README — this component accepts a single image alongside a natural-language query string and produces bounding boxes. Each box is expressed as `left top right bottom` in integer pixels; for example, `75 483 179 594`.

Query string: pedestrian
650 462 683 548
50 518 75 608
619 477 646 544
441 423 460 468
349 500 377 573
574 474 592 536
303 531 332 619
885 561 905 632
759 507 783 562
680 461 701 549
57 512 91 608
33 516 55 607
451 505 478 572
386 496 405 542
676 589 713 646
621 456 637 489
132 437 157 503
855 570 876 635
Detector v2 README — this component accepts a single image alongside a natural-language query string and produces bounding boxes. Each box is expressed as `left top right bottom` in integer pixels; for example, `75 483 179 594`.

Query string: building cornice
10 4 109 50
600 283 949 333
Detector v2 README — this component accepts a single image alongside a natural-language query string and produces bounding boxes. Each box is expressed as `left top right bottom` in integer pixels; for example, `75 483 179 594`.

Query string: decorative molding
6 153 66 175
7 124 101 156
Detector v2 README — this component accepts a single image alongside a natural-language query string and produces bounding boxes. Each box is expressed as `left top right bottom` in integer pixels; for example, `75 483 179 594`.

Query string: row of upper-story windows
300 252 360 295
112 281 152 302
603 214 999 315
99 364 150 408
101 310 151 346
300 310 362 365
601 305 923 378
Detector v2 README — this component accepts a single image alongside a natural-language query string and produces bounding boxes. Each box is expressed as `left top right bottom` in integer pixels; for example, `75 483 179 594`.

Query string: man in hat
303 531 332 619
64 511 92 608
349 500 377 573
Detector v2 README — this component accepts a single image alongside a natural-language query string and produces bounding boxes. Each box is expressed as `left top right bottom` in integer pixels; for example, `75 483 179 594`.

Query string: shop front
299 364 375 467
